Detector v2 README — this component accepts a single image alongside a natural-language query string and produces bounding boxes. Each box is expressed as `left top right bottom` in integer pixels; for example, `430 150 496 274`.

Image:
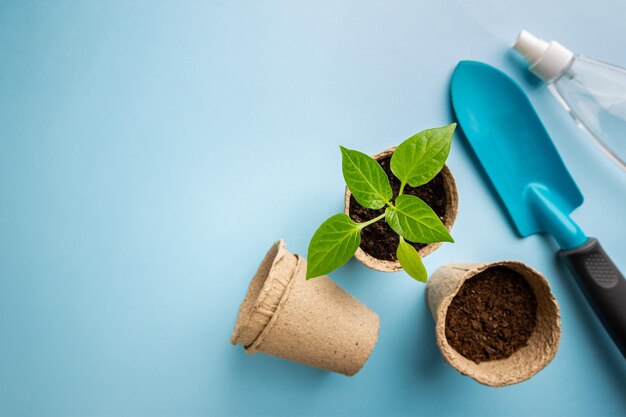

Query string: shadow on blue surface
227 345 330 382
505 50 544 89
405 298 447 380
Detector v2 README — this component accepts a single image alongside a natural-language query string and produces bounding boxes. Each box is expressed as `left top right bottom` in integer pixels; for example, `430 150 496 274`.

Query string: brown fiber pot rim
343 146 458 272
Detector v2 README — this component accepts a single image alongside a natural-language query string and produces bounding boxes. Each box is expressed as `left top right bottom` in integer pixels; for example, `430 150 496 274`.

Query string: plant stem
358 212 386 229
399 181 406 196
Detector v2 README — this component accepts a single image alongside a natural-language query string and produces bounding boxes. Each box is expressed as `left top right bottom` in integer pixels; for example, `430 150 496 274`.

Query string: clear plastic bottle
513 30 626 170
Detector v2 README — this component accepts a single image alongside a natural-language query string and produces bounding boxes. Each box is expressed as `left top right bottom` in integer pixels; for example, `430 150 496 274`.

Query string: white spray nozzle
512 30 574 82
514 30 549 63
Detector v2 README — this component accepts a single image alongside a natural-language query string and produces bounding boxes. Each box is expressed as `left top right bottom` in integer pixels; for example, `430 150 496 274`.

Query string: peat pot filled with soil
344 147 458 272
426 261 561 387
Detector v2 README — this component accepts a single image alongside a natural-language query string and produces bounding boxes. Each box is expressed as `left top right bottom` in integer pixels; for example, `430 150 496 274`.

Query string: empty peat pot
426 261 561 387
231 240 380 376
344 147 458 272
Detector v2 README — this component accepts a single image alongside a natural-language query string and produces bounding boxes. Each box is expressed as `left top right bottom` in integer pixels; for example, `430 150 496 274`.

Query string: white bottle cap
513 30 574 82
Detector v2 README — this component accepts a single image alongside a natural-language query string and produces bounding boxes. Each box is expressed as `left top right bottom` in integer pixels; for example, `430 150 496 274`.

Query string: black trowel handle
559 238 626 358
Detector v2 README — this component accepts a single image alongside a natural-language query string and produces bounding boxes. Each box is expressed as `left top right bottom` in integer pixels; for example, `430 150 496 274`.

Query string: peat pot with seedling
306 124 458 282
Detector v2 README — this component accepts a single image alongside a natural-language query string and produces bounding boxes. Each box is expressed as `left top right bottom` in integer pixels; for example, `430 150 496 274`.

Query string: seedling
306 124 456 282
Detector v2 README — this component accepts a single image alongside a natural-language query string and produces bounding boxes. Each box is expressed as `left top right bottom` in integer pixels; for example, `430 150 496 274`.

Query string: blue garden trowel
450 61 626 358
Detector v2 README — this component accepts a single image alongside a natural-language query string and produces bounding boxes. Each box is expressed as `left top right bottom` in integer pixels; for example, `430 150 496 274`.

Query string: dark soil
445 266 538 363
348 155 447 261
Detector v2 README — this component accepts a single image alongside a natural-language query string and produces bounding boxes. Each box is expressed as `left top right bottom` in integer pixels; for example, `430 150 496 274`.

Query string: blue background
1 1 625 416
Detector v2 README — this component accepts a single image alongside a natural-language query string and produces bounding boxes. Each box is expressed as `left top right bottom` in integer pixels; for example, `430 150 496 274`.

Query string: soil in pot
444 266 538 363
348 155 447 261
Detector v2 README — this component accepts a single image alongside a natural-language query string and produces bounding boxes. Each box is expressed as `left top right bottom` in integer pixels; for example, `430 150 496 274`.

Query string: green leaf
390 123 455 187
340 146 392 210
385 195 454 243
396 237 428 282
306 213 361 279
